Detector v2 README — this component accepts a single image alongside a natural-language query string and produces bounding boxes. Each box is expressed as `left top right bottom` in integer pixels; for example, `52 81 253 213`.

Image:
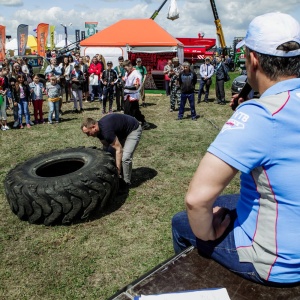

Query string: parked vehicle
11 55 49 85
231 74 247 95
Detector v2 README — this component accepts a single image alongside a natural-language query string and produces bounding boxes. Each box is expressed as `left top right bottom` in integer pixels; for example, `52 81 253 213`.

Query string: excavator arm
150 0 168 20
210 0 227 55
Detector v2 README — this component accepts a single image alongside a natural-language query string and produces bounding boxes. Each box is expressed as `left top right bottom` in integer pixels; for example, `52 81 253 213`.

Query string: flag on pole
37 23 49 57
50 25 55 50
17 24 29 56
0 25 5 61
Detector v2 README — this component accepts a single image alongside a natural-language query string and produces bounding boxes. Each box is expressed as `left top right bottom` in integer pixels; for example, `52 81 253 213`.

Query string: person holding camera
114 56 126 112
197 57 214 103
70 63 84 113
101 61 118 114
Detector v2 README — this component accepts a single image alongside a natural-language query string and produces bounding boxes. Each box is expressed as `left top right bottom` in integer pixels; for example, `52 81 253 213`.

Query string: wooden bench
108 247 300 300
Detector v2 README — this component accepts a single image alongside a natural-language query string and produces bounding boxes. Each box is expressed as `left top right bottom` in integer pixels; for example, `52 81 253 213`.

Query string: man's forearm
185 152 238 241
186 197 215 241
115 149 123 175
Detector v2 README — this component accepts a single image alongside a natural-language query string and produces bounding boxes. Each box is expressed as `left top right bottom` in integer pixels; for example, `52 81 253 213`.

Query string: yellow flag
50 25 55 49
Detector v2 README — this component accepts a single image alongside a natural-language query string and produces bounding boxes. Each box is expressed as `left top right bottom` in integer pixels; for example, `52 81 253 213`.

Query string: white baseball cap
236 12 300 57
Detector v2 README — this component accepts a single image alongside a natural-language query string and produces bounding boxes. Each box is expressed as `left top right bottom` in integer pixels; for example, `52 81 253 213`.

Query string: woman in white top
61 56 73 102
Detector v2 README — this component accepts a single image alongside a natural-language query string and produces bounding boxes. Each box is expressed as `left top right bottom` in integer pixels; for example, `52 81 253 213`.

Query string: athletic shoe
169 108 173 112
3 125 10 130
13 121 19 128
29 121 34 126
26 124 31 128
1 126 6 131
20 124 24 129
48 121 53 125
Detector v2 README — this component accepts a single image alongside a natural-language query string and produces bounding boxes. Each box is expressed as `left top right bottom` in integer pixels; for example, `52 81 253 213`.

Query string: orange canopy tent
80 19 183 47
80 19 184 67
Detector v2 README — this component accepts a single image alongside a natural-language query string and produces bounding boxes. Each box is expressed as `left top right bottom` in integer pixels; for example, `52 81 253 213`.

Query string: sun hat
236 12 300 57
136 58 142 62
172 57 179 61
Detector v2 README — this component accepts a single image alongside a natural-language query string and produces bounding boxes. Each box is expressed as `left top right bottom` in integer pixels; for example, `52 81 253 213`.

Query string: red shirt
88 62 102 76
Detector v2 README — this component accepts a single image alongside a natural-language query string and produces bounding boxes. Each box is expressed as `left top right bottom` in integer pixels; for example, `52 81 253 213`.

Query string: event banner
85 22 98 37
0 25 5 61
75 29 80 42
37 23 49 57
17 24 28 56
49 25 55 50
81 31 85 41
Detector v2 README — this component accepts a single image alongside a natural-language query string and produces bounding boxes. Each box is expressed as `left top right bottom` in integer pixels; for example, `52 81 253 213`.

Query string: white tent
6 38 31 56
55 40 72 49
6 38 18 51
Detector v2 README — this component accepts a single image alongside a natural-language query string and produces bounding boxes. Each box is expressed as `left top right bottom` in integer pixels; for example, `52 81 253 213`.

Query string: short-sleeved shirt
208 78 300 283
97 114 139 144
134 65 147 80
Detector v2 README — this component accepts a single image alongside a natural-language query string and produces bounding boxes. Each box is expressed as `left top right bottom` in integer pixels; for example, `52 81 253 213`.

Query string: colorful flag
50 25 55 50
85 22 98 37
17 24 28 56
37 23 49 57
81 31 85 41
0 25 5 61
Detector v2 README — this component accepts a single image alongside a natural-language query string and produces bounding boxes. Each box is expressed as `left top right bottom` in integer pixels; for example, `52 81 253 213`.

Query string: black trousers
216 79 225 101
124 99 145 125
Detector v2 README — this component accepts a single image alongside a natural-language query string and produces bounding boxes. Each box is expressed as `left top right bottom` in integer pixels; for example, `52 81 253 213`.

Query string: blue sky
0 0 299 48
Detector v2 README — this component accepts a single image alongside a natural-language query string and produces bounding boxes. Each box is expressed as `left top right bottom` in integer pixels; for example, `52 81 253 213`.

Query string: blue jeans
18 98 30 125
178 93 197 119
48 101 60 122
171 194 268 284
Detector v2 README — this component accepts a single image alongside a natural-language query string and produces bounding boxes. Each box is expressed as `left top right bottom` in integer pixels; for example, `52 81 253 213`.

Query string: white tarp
167 0 180 21
56 39 72 48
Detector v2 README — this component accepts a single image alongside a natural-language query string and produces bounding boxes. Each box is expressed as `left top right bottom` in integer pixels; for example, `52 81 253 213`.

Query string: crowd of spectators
0 52 152 130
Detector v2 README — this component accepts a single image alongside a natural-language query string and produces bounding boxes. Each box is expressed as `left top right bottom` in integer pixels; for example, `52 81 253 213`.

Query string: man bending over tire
81 114 142 186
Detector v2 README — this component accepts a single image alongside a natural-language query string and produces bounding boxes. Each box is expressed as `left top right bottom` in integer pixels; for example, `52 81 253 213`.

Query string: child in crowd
29 75 45 124
0 71 9 130
7 77 19 128
46 76 61 124
13 74 33 129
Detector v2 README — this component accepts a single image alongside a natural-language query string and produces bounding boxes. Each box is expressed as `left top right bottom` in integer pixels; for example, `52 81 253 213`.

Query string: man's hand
212 206 231 239
230 93 245 110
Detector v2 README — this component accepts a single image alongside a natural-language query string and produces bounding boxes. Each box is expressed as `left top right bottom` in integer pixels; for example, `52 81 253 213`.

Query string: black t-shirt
97 114 139 144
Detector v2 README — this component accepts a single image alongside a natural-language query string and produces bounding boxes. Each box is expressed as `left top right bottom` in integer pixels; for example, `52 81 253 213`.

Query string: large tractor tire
4 147 119 225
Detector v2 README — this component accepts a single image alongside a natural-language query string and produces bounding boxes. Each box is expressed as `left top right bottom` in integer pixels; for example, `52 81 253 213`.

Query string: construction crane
209 0 227 56
150 0 168 20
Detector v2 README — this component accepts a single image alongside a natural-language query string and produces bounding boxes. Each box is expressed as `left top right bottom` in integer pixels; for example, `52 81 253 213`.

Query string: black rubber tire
4 147 119 225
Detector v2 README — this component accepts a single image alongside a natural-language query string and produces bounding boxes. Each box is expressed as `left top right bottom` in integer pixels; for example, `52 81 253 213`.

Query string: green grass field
0 75 241 300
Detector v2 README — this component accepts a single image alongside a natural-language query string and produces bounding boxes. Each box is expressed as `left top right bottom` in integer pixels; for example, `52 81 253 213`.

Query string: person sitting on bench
172 12 300 286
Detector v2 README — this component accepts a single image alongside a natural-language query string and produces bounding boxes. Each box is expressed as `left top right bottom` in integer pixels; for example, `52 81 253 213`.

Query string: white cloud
2 0 300 50
0 0 23 6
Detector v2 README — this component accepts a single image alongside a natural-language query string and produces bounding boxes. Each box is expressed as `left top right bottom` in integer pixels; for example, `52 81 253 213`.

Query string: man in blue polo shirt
171 12 300 285
81 114 142 186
